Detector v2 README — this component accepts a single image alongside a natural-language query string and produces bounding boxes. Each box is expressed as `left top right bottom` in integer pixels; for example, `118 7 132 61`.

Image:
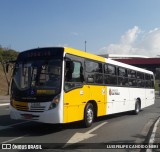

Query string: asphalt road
0 98 160 152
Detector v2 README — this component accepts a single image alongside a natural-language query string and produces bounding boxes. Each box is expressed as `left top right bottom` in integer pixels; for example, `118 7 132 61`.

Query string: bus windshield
13 59 62 93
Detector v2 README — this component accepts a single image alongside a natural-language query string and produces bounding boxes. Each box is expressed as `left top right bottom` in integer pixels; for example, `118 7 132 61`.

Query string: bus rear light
48 94 60 110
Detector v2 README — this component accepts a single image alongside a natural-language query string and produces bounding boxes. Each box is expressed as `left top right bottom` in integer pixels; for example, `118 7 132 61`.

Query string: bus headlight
48 94 60 110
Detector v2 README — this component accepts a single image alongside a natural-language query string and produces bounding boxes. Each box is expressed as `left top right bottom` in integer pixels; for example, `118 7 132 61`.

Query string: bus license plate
24 114 32 119
31 102 41 108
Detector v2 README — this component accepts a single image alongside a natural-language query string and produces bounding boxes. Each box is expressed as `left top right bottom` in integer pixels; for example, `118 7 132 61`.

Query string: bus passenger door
63 59 88 123
63 85 90 123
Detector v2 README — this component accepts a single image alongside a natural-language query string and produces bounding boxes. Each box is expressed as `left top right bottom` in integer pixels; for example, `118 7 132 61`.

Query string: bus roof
64 47 106 62
106 58 153 74
64 47 153 75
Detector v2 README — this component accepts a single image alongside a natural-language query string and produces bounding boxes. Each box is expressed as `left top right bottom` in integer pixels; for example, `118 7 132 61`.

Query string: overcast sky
1 0 160 57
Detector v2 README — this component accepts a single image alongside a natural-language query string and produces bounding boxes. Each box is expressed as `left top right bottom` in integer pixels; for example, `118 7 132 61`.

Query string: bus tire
83 103 94 128
133 100 141 115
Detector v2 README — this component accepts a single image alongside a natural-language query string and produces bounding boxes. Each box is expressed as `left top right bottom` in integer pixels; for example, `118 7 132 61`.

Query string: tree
0 47 18 95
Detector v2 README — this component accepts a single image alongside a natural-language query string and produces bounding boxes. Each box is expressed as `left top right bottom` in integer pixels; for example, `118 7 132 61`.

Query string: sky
1 0 160 57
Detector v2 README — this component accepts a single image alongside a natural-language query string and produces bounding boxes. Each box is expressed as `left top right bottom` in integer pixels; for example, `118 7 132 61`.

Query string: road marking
148 117 160 143
146 116 160 152
8 121 31 127
66 122 107 144
85 122 108 134
0 121 31 144
133 119 155 152
0 121 30 131
2 135 28 143
0 103 9 107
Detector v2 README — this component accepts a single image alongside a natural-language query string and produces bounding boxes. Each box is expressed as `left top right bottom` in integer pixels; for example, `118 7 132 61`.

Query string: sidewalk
154 92 160 145
154 117 160 143
0 95 10 103
151 96 160 147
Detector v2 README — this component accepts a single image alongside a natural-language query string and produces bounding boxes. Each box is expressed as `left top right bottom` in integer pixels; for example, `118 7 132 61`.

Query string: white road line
66 122 107 144
2 135 28 143
8 121 31 127
86 122 107 134
0 121 31 144
0 103 9 107
0 121 30 131
146 116 160 152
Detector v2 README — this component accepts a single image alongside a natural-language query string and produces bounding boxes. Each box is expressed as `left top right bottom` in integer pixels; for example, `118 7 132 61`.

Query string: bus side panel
129 88 145 109
106 87 154 115
89 85 106 117
106 87 129 114
145 89 155 107
63 85 107 123
63 85 90 123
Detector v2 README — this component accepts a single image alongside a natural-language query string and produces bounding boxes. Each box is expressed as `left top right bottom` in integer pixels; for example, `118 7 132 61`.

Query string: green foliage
155 80 160 91
0 47 19 61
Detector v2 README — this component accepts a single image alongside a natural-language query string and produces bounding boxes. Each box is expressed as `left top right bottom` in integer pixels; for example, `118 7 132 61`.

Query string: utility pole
85 40 87 52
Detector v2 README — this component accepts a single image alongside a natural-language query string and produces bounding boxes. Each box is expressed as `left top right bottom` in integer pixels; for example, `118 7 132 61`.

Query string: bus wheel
83 103 94 128
134 100 141 115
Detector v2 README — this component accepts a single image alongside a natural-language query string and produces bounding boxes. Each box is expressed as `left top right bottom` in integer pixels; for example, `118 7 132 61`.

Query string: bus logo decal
109 89 120 96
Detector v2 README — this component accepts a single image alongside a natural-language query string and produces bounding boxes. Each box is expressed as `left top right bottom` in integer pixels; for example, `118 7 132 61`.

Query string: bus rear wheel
83 103 94 128
133 100 141 115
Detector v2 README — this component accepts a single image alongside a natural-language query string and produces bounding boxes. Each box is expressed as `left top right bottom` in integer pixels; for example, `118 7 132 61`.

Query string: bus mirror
87 77 94 83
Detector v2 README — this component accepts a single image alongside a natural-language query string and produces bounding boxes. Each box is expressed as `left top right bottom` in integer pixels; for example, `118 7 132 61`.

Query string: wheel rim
86 108 93 124
136 103 140 113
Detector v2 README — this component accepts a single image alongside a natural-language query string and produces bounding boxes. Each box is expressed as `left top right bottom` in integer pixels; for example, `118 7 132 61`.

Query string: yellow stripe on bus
64 47 106 63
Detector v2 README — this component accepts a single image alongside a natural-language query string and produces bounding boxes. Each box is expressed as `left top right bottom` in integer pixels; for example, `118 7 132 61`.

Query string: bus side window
85 60 103 84
128 70 137 87
118 67 128 86
72 62 83 82
65 61 74 82
65 61 83 91
80 66 84 82
104 64 117 85
145 74 153 88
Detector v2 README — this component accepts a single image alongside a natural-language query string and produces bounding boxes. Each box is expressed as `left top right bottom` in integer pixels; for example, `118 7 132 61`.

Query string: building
99 54 160 78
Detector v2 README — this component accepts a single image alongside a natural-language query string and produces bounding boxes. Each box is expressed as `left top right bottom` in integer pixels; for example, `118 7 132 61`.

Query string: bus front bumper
10 106 62 124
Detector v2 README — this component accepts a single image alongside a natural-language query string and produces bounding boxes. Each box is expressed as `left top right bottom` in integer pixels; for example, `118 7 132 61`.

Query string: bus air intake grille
30 107 45 112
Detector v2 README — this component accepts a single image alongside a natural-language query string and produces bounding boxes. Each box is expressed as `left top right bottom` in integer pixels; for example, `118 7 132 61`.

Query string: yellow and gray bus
10 47 155 127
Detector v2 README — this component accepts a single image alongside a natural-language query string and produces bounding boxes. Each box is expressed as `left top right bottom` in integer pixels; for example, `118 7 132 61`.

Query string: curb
146 116 160 152
0 99 10 103
0 96 10 103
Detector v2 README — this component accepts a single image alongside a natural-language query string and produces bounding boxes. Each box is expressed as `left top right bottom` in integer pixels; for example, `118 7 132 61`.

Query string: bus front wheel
83 103 94 128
